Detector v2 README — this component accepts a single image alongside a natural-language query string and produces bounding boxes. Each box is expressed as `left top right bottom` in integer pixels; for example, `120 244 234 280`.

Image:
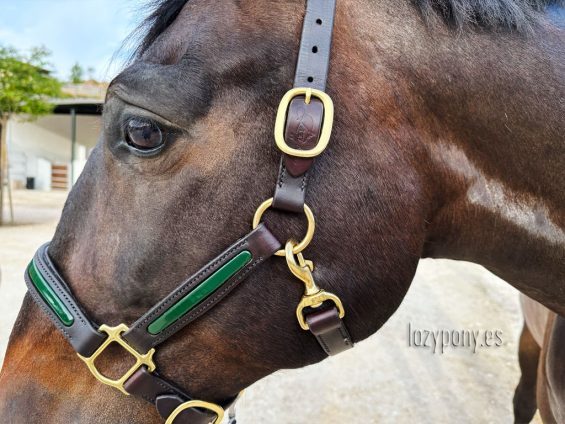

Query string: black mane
130 0 189 58
415 0 564 30
133 0 564 56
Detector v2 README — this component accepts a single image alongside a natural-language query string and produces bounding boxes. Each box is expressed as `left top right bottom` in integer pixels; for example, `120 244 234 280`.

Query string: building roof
62 81 108 100
51 98 103 115
51 81 107 115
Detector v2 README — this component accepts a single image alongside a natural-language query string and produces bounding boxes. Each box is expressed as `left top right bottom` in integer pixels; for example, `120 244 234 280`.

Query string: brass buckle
77 324 156 395
165 400 224 424
284 241 345 330
274 87 334 158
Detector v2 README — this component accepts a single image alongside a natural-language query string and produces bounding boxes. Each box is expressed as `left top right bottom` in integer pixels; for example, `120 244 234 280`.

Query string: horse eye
125 119 163 150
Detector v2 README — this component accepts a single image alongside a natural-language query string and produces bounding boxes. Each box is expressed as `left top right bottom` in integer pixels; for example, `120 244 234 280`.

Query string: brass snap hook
284 240 345 331
284 240 318 296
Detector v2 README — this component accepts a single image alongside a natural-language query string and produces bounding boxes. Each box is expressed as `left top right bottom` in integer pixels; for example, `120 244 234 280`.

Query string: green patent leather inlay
28 261 74 327
148 250 252 335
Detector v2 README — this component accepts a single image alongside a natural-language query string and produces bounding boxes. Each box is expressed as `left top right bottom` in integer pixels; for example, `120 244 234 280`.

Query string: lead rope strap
283 240 353 355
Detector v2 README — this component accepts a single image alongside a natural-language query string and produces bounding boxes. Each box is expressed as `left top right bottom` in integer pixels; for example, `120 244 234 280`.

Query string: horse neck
409 17 565 313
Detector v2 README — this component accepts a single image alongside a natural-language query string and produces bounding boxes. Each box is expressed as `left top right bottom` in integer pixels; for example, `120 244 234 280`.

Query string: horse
515 296 565 423
0 0 563 422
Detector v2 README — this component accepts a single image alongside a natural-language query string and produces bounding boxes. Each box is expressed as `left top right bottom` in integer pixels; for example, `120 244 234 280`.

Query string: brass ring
252 198 315 257
165 400 224 424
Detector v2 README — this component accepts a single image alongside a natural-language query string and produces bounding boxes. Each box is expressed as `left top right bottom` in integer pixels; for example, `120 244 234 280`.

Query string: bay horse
0 0 563 422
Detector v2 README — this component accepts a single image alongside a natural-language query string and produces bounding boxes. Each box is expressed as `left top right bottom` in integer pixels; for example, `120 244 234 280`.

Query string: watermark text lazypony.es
407 323 503 354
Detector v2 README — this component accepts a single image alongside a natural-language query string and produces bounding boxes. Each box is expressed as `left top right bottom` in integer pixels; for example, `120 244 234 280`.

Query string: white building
7 99 102 191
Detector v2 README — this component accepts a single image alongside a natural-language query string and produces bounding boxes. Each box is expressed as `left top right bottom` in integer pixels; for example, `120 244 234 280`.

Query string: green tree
87 66 96 81
0 45 62 224
70 62 84 84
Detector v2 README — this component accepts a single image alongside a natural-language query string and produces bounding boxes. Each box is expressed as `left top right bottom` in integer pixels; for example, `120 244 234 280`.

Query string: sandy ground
0 190 540 423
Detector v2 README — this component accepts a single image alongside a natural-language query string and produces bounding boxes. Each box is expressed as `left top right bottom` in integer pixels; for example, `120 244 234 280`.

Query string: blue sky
0 0 144 81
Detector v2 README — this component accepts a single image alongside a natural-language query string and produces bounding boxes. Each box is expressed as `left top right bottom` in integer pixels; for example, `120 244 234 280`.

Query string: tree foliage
87 66 96 81
0 46 62 118
70 62 84 84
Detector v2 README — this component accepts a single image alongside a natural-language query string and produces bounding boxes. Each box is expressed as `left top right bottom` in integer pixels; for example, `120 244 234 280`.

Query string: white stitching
152 259 262 346
131 240 249 329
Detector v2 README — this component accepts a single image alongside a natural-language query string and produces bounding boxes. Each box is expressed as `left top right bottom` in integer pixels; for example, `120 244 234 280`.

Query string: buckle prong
77 323 156 396
304 87 312 104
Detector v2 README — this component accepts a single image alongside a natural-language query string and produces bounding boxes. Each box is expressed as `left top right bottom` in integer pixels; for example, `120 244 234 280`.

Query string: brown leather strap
282 98 323 177
272 97 324 213
272 0 337 213
123 224 281 353
26 225 281 358
293 0 336 90
124 367 232 424
305 307 353 356
25 243 107 357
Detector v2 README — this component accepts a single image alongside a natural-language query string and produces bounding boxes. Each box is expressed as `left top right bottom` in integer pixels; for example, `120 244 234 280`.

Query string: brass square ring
77 323 156 396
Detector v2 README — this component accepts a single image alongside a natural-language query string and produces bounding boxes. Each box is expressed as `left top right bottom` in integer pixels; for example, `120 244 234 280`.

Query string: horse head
1 0 563 422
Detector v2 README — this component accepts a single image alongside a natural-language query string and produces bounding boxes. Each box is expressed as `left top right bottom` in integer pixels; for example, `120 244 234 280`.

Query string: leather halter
24 1 353 423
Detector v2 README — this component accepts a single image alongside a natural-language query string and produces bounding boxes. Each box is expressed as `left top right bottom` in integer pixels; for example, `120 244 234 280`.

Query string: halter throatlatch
24 0 352 423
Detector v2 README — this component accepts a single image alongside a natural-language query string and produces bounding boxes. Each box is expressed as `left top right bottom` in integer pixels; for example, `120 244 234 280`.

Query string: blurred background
0 0 139 207
0 1 537 422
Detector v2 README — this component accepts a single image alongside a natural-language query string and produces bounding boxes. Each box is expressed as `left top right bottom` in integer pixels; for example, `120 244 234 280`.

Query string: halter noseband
25 1 353 423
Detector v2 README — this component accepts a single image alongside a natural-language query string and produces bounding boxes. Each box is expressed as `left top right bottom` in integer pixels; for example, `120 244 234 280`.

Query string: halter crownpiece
25 0 352 422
